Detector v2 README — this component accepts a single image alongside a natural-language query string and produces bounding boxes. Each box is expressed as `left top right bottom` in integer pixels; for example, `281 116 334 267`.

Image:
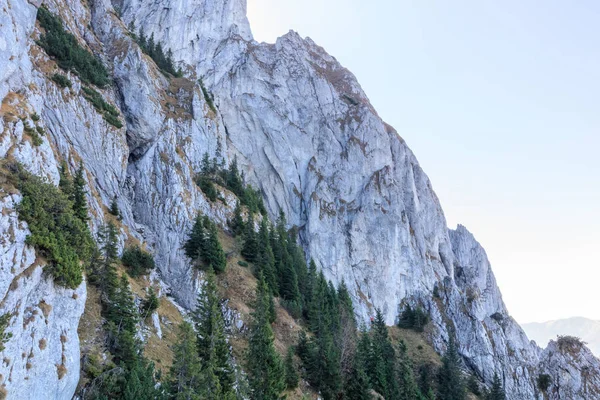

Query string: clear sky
247 0 600 324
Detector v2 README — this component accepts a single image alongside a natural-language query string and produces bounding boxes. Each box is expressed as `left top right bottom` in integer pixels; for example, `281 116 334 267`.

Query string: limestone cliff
0 0 597 398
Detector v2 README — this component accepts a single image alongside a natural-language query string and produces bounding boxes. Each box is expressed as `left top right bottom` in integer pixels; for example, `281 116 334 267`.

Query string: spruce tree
369 309 399 400
438 335 466 400
203 216 227 273
257 218 278 294
246 274 285 400
109 196 121 218
73 161 89 222
184 214 205 261
284 346 299 390
228 201 245 236
58 161 74 200
396 340 420 400
241 211 258 262
169 321 203 400
193 271 235 396
487 373 506 400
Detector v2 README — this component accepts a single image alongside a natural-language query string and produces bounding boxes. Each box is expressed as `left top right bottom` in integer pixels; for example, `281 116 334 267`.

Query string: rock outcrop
0 0 598 398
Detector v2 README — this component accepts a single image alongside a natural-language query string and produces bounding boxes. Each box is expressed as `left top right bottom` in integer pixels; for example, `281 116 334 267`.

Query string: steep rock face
538 339 600 399
1 0 599 399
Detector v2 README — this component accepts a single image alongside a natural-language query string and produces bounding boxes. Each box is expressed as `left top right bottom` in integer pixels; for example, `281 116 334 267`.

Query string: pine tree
246 273 285 400
256 218 278 294
184 214 205 261
396 340 420 400
73 161 89 222
487 373 506 400
91 222 120 297
169 321 203 400
241 211 258 262
58 161 74 200
202 216 227 273
106 275 140 368
141 286 159 317
193 271 236 396
228 201 245 236
438 335 466 400
343 350 371 400
369 309 399 400
109 196 121 218
284 346 299 390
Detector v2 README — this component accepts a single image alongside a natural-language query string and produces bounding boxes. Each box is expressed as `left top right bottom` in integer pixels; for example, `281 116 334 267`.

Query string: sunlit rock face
1 0 597 398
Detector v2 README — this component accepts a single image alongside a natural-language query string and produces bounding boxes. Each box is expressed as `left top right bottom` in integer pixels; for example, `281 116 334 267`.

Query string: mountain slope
0 0 599 399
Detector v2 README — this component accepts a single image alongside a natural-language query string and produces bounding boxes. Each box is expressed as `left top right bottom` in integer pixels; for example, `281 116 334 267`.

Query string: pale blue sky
247 0 600 324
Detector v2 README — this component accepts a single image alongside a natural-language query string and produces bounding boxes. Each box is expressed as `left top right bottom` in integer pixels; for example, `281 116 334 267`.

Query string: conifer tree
246 273 285 399
438 335 466 400
141 286 159 317
284 346 299 390
73 161 89 222
228 201 245 236
58 161 74 200
369 309 400 400
184 214 205 261
256 218 278 295
487 373 506 400
241 211 258 262
193 271 235 396
396 340 421 400
109 196 121 219
202 216 227 273
169 321 203 400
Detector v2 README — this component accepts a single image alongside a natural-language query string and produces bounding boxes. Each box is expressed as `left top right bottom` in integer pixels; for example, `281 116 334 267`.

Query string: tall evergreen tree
228 201 245 237
168 321 203 400
257 218 278 295
73 161 89 222
193 271 236 396
396 340 421 400
487 373 506 400
438 335 466 400
284 346 299 390
241 211 258 262
58 161 74 200
202 216 227 273
246 274 285 400
369 309 400 400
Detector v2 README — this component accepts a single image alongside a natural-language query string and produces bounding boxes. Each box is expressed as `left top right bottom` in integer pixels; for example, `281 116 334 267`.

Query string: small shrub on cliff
36 6 110 88
398 304 430 332
15 166 94 289
51 73 72 88
121 246 155 277
537 373 551 392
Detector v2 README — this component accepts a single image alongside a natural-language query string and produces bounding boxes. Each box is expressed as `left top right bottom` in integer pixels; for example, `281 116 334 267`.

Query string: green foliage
437 335 466 400
184 215 227 273
136 29 181 77
284 346 299 390
51 73 72 88
73 162 89 222
23 121 43 146
246 274 285 399
36 6 109 88
193 271 236 397
467 374 481 396
195 154 267 215
15 166 94 289
198 175 218 201
537 373 551 392
0 314 12 352
237 260 248 267
109 196 121 218
81 87 123 128
241 211 259 263
168 321 204 399
31 113 40 122
141 287 159 316
199 78 217 113
228 201 245 236
398 304 430 332
487 373 506 400
122 246 155 277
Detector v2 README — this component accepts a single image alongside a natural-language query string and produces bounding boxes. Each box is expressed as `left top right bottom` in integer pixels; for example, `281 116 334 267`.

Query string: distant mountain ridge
523 317 600 356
